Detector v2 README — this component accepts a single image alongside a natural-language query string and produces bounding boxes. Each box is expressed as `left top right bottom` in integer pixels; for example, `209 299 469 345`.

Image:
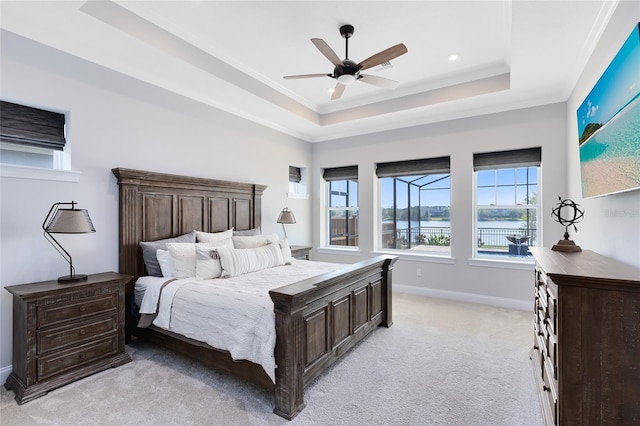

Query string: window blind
473 147 541 171
289 166 301 183
322 165 358 181
0 101 66 150
376 156 450 178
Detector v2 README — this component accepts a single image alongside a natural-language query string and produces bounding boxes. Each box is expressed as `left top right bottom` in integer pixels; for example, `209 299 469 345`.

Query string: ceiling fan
283 24 408 100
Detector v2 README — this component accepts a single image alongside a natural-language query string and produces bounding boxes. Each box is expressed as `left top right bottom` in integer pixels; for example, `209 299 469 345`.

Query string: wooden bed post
381 256 395 327
270 293 306 420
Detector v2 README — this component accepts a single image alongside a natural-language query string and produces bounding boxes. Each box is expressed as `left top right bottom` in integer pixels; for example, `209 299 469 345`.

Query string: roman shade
0 101 66 151
289 166 301 183
376 156 451 178
323 165 358 181
473 147 541 171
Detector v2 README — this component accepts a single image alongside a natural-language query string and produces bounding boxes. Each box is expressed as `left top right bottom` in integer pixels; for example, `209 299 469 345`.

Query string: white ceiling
0 1 619 142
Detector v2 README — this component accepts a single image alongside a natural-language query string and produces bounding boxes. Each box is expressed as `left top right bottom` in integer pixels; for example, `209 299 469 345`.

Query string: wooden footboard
270 255 397 419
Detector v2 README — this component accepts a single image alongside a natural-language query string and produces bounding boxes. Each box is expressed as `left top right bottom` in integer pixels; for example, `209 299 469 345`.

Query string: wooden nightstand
3 272 132 404
290 245 312 260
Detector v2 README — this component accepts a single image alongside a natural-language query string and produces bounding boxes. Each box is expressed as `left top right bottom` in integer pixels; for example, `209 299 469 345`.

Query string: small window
0 101 67 169
473 148 541 260
377 157 451 255
288 165 307 197
324 166 358 247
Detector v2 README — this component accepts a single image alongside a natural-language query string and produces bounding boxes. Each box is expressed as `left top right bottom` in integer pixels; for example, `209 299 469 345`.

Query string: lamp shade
277 208 296 225
45 209 95 234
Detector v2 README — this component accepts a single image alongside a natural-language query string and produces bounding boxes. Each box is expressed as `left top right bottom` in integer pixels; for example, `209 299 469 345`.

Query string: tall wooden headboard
112 168 266 282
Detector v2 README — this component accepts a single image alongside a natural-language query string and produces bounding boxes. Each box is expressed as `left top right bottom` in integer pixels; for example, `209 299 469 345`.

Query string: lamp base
57 274 88 283
551 239 582 252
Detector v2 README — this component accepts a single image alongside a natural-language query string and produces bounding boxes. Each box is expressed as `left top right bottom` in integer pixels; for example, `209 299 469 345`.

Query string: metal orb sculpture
551 196 584 252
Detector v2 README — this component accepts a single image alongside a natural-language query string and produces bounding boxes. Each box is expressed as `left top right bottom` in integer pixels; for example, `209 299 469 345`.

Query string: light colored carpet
1 293 543 426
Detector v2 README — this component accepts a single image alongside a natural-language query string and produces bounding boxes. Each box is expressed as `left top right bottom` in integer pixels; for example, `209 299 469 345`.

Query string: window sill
0 164 80 182
316 246 362 256
287 192 309 199
373 249 456 264
468 257 534 271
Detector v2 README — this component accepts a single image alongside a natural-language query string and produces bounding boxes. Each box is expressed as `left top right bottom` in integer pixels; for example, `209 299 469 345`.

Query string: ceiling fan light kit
283 24 408 100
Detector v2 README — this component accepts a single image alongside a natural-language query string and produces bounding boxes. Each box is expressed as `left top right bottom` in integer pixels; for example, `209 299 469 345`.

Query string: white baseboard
1 364 11 385
394 284 531 311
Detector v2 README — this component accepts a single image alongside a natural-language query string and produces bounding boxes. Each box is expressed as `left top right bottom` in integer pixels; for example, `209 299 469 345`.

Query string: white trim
394 283 531 311
316 246 361 256
468 257 534 271
372 249 456 264
0 364 11 385
287 192 309 199
0 164 80 182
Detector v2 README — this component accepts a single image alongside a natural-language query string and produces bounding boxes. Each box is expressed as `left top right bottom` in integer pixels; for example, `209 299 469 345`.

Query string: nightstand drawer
38 335 118 380
38 293 117 328
38 312 119 354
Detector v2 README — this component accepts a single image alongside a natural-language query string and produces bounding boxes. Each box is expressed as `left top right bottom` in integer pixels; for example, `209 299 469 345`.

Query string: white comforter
136 260 340 383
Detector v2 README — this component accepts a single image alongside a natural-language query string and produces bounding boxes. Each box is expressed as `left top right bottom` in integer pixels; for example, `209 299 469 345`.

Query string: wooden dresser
529 248 640 426
4 272 132 404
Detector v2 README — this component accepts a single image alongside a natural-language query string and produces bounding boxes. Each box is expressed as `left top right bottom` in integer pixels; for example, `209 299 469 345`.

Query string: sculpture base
551 239 582 252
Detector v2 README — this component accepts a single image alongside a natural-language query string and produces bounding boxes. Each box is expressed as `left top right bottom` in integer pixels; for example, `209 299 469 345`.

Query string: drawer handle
543 385 551 393
79 329 87 336
533 345 539 350
79 305 87 313
78 352 87 360
538 331 544 336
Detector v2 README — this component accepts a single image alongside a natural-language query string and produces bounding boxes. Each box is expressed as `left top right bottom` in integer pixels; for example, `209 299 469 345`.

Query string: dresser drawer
38 292 117 328
38 312 119 354
37 335 118 380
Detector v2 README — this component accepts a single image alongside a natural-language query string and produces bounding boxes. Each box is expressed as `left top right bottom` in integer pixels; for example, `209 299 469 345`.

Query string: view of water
389 220 528 230
580 95 640 163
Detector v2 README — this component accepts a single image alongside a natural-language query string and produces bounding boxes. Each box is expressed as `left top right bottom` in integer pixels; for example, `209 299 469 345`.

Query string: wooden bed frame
112 168 397 420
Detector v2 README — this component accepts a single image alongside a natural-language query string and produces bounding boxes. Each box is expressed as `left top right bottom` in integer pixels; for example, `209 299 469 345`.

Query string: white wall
311 103 568 307
566 0 640 268
0 33 312 378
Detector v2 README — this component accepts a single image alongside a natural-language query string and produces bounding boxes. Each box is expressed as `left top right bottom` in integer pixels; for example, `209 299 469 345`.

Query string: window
473 147 541 259
377 157 451 255
288 165 307 197
324 166 358 247
0 101 67 169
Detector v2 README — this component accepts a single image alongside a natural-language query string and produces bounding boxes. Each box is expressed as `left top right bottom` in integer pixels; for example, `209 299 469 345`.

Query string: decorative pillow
233 228 261 236
167 240 233 279
218 243 285 278
195 246 223 279
279 238 293 265
139 231 196 277
232 233 279 249
156 249 176 277
196 229 233 244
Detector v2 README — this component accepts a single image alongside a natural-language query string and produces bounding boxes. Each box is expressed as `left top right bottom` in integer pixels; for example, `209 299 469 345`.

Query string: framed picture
576 22 640 198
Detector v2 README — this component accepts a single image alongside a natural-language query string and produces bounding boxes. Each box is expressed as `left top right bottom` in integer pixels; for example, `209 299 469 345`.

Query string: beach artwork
577 22 640 198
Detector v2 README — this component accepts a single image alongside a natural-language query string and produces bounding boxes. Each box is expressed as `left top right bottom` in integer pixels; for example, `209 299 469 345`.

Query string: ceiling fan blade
311 38 343 66
284 73 332 79
331 83 346 100
358 43 408 71
359 74 400 89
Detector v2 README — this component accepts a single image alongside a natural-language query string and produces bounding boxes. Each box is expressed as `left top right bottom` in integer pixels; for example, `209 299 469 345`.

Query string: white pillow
196 229 234 244
232 233 279 249
195 246 223 279
167 240 233 279
218 243 284 278
156 249 176 277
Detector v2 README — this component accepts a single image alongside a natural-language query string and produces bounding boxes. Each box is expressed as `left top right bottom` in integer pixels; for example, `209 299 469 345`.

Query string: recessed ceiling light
448 53 459 62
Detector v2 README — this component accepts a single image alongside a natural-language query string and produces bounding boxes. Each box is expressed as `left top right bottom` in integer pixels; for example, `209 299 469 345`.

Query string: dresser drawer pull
79 305 87 313
78 352 87 360
543 385 551 392
79 329 87 336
